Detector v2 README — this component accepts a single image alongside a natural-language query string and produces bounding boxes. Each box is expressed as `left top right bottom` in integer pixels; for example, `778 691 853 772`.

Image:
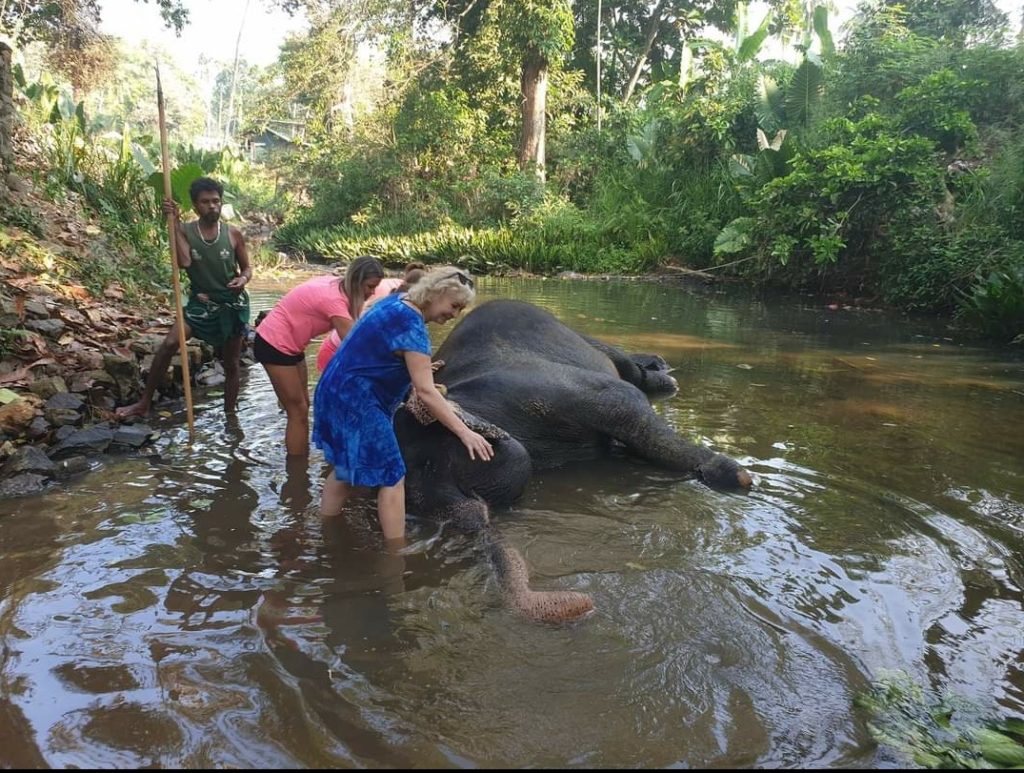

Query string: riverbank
0 180 900 502
0 178 320 499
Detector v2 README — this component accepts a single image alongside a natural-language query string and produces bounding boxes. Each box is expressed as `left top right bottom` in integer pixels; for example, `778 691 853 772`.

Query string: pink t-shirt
315 277 406 371
257 275 353 356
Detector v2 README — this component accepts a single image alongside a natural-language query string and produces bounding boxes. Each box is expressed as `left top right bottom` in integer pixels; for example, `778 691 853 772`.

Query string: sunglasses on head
444 271 475 289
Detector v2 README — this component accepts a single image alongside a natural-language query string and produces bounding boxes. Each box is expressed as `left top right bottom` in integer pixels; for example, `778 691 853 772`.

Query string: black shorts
253 333 304 366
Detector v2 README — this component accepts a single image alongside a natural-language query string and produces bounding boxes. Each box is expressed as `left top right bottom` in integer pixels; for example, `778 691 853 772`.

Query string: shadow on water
0 276 1021 766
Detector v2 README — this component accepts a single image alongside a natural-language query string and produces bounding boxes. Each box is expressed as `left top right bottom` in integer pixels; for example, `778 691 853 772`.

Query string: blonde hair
406 265 476 308
341 255 385 319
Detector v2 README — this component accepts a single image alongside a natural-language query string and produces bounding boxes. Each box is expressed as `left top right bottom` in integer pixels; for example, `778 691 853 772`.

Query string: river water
0 276 1022 767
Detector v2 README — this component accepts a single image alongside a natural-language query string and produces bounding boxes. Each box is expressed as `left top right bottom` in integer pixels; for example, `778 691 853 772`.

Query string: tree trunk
0 42 13 202
622 0 667 104
518 52 547 183
224 0 251 144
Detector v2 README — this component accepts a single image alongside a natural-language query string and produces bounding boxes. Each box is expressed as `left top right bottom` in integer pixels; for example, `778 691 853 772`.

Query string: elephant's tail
483 534 594 624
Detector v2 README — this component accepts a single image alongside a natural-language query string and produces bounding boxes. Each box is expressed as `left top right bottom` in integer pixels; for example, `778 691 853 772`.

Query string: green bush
956 261 1024 342
746 111 945 290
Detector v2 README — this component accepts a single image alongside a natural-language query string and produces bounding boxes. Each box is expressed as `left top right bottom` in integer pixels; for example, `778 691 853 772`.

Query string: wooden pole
156 64 195 442
596 0 602 133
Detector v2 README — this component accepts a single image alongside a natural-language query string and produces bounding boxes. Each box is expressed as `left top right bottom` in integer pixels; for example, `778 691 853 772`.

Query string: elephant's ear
403 392 511 441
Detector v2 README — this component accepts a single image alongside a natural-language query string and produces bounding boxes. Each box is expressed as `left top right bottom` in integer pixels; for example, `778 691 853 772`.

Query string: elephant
394 299 752 623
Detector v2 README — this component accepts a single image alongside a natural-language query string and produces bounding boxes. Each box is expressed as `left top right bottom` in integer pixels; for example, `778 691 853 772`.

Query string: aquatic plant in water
855 670 1024 768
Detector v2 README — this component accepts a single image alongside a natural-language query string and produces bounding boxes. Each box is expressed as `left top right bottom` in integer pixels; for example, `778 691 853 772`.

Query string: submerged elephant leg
417 491 594 624
484 536 595 624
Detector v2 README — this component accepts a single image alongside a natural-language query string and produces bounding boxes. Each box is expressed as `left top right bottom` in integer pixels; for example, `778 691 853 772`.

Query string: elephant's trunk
483 534 594 624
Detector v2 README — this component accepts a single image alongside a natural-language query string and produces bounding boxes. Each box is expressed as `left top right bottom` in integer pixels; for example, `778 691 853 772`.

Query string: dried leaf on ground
0 358 57 386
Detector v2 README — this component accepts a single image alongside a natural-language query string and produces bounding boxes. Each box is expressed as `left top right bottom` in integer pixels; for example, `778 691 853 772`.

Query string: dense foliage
2 0 1023 341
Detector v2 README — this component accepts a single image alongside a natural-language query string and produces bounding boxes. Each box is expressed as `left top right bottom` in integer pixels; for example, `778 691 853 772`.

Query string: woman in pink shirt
254 255 384 456
316 262 426 372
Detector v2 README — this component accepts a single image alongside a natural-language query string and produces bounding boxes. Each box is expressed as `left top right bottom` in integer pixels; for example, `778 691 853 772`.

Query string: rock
75 350 105 371
44 408 82 427
0 473 47 499
54 455 90 478
103 355 139 401
54 425 76 442
1 445 57 477
50 424 114 458
111 424 157 450
28 376 68 400
197 361 225 387
103 353 139 383
44 392 85 412
87 392 116 412
130 333 167 356
5 173 32 194
0 399 35 434
69 369 116 393
26 417 51 440
24 318 66 337
23 299 50 319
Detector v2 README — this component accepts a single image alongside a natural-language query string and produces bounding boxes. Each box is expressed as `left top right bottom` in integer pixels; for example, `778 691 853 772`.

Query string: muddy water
0 277 1022 767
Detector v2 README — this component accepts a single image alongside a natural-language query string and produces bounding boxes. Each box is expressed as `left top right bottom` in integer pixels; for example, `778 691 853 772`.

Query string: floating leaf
119 508 166 525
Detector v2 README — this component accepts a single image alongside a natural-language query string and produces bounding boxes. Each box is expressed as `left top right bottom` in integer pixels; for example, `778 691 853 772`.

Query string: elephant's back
437 300 617 383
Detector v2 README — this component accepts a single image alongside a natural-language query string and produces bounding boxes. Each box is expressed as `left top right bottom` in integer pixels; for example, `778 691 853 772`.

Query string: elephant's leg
414 487 594 623
575 376 752 490
580 335 678 398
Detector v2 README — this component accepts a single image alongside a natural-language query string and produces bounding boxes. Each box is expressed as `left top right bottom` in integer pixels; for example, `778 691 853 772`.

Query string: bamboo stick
155 64 195 442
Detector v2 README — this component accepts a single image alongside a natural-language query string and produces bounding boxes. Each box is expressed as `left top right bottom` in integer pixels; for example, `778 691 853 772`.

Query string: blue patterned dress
312 293 431 487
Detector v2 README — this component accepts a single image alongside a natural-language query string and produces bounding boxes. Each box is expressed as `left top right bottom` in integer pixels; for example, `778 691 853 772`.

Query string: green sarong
184 289 251 348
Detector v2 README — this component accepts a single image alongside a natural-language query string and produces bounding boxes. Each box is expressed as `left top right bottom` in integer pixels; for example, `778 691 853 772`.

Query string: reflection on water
0 277 1022 767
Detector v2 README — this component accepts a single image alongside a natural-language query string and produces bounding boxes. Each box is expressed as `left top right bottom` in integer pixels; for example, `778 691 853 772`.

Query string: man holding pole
116 177 252 419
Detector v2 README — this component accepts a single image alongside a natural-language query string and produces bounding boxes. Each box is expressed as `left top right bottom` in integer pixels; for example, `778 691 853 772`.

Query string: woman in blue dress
312 266 493 545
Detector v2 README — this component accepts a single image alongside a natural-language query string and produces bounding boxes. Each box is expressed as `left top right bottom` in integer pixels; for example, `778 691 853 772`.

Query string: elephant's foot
508 589 595 624
697 453 754 490
489 540 594 624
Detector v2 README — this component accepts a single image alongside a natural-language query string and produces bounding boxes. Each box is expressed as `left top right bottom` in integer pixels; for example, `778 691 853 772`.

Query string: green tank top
183 221 239 296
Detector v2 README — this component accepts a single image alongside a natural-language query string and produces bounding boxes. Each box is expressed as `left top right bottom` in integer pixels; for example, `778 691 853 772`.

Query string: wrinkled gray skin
392 300 752 622
396 299 751 534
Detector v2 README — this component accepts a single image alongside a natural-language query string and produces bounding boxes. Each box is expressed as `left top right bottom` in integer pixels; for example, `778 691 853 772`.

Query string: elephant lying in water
395 299 752 623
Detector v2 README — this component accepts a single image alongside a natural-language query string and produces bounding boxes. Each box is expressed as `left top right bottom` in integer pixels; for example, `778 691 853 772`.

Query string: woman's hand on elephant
459 428 494 461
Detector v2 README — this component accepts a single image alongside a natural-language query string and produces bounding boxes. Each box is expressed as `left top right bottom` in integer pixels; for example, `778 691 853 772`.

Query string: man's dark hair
189 177 224 202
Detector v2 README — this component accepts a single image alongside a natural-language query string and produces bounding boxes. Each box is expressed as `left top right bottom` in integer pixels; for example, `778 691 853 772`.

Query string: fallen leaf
0 357 57 385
